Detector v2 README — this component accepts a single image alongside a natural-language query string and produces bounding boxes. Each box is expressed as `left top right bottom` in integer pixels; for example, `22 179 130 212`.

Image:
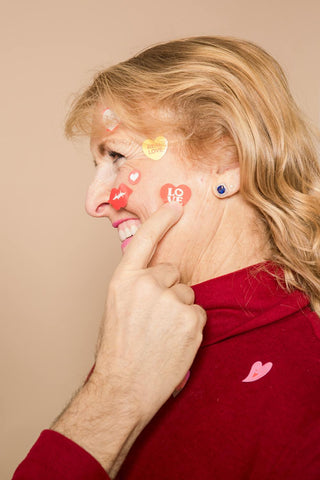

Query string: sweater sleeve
12 430 110 480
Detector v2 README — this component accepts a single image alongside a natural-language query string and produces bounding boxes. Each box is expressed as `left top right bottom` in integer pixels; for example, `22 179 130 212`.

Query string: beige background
1 0 319 477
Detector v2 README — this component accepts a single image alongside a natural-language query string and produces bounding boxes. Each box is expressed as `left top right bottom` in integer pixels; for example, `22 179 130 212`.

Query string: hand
52 202 207 476
94 202 207 422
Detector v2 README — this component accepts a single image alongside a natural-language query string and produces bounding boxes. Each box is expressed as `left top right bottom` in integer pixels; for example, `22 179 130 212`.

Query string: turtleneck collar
191 262 310 347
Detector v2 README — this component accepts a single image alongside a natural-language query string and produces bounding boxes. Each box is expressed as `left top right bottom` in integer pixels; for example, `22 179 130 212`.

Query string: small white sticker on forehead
102 108 120 132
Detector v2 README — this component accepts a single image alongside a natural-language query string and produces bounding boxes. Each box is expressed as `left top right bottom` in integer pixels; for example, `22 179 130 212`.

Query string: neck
182 195 270 285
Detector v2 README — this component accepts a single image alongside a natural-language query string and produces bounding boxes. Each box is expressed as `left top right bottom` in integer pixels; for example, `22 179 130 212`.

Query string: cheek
160 184 192 206
127 179 163 219
127 169 142 185
116 162 141 186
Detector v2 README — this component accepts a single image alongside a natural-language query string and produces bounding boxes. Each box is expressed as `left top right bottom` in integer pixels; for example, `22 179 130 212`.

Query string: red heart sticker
160 184 192 206
109 184 133 210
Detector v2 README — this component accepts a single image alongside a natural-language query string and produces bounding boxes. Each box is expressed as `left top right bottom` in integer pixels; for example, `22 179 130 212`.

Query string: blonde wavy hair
65 36 320 316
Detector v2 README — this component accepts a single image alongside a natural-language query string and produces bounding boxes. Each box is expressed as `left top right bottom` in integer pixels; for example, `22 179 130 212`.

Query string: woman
13 36 320 479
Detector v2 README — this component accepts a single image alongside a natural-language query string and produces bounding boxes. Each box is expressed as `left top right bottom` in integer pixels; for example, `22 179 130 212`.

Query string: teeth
117 220 141 242
119 229 127 241
130 224 138 236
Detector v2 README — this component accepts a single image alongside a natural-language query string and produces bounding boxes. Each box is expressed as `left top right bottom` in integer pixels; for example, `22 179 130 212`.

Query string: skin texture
52 109 270 477
86 117 269 284
52 203 206 477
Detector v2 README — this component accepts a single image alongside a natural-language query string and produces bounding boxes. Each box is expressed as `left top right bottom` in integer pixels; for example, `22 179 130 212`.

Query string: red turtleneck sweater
12 263 320 479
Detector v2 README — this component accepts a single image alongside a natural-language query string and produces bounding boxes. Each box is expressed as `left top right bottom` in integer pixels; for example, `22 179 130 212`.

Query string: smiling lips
112 218 142 251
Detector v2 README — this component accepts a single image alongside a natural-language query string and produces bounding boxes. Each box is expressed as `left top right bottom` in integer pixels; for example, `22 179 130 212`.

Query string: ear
212 164 240 199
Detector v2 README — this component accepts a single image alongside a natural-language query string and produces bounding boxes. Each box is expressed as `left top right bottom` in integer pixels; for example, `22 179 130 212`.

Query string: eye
108 150 125 164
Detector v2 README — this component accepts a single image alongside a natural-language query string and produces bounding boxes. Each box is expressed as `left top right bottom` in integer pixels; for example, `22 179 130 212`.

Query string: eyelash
108 150 125 164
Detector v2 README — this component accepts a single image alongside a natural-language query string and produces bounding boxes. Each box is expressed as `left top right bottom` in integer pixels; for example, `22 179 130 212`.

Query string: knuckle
184 285 195 303
155 262 180 279
195 331 204 348
170 283 181 297
193 305 207 325
181 308 198 336
167 263 180 277
137 272 149 286
160 287 177 304
184 306 196 322
137 273 158 292
181 306 206 340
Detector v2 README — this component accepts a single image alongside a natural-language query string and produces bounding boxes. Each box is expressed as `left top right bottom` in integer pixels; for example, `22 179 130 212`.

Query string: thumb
118 202 183 272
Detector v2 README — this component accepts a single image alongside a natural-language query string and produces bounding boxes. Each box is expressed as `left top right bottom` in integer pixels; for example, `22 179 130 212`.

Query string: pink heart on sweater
242 361 273 382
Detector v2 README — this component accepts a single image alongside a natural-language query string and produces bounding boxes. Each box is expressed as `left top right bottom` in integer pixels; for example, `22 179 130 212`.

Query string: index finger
118 202 183 271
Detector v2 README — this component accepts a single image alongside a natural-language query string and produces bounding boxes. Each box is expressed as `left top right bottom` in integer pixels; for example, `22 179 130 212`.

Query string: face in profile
86 105 231 280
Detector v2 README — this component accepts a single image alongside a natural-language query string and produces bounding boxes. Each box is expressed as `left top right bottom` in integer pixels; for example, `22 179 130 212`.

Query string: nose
85 164 116 218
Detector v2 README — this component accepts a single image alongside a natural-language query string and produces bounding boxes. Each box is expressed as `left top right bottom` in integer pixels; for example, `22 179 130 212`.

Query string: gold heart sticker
142 136 168 160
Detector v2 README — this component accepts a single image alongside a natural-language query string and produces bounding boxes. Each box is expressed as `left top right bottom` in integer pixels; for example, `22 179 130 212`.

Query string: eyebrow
92 140 124 161
98 138 133 153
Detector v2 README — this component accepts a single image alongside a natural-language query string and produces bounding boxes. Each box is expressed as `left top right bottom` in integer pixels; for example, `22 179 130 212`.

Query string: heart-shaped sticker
109 184 132 210
102 108 119 132
160 184 192 206
128 170 141 185
242 361 273 383
142 136 168 160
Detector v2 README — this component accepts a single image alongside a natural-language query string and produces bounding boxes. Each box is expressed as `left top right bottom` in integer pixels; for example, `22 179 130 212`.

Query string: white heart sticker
128 170 141 185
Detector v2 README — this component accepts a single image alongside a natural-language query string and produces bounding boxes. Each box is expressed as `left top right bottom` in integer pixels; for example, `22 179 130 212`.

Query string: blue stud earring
216 184 228 196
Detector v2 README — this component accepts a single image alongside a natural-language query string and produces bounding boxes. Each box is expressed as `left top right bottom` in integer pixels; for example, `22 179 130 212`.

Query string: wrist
51 373 145 474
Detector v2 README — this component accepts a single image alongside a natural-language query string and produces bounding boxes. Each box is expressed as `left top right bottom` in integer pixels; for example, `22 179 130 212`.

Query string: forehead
91 103 142 141
90 102 184 160
90 125 143 154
